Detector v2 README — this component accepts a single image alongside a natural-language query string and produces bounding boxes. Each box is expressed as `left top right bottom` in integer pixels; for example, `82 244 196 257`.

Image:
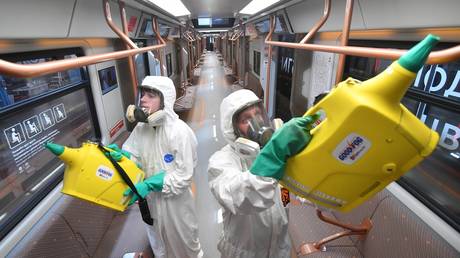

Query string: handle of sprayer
97 143 154 226
303 105 324 135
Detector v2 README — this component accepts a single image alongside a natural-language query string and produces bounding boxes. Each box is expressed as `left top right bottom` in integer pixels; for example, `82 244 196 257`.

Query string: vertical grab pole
335 0 354 84
153 17 165 76
118 1 139 95
264 15 276 111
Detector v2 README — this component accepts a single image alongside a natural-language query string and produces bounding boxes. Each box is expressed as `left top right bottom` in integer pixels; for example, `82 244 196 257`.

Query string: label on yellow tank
333 133 371 164
96 165 114 181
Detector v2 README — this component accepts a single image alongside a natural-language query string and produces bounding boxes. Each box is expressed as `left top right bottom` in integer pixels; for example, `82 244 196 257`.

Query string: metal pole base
297 209 373 256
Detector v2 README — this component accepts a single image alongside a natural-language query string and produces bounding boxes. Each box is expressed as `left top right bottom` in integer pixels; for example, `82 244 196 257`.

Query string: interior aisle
179 50 241 258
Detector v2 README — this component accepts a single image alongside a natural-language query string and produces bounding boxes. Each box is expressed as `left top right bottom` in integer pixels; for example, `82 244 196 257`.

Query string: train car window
137 15 171 39
254 15 287 34
253 50 261 76
343 40 460 231
0 55 85 111
275 35 296 122
133 40 149 82
192 18 236 29
0 48 99 239
139 19 154 38
166 53 173 77
159 23 170 38
98 66 118 95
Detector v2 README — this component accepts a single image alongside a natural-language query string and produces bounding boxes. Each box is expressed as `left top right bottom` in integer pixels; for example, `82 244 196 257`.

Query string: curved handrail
104 0 137 49
265 40 460 64
0 1 166 78
230 30 244 41
300 0 331 44
119 0 139 91
265 0 460 64
0 45 165 78
335 0 354 84
184 31 196 42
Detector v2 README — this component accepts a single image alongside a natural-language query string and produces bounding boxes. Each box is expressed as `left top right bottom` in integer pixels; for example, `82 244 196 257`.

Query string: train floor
180 50 241 258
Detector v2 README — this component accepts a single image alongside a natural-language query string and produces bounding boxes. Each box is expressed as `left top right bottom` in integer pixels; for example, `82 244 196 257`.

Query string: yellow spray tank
282 34 440 212
45 141 145 211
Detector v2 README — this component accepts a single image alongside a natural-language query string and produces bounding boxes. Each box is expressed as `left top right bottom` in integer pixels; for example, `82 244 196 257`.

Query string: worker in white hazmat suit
208 89 317 258
122 76 203 258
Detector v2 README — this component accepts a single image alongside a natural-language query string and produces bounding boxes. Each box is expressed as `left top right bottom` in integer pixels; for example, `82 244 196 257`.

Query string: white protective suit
123 76 203 258
208 89 291 258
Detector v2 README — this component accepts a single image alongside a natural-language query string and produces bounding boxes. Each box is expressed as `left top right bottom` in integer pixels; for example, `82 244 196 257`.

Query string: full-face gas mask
126 86 166 127
232 100 275 158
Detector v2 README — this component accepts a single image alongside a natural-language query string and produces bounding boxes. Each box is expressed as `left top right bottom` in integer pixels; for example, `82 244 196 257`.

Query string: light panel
239 0 281 15
148 0 191 17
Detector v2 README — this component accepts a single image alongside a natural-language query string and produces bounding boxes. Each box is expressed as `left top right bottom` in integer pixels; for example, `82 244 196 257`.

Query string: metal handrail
0 45 166 78
299 0 331 44
118 0 139 93
264 16 276 110
104 0 137 49
184 31 196 42
335 0 353 84
230 30 244 41
0 1 166 78
266 38 460 64
265 0 460 65
153 16 166 76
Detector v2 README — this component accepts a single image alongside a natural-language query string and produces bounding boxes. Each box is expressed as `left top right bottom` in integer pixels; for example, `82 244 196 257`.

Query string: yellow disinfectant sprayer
281 34 440 212
45 141 145 212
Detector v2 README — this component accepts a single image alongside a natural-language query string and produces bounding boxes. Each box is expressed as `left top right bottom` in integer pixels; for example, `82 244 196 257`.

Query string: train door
133 40 150 83
274 34 296 122
146 38 161 76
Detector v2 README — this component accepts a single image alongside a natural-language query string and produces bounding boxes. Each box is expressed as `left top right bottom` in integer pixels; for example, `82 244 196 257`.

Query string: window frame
0 48 100 239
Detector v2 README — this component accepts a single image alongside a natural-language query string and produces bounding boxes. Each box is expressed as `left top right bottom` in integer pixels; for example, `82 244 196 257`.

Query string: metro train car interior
0 0 459 257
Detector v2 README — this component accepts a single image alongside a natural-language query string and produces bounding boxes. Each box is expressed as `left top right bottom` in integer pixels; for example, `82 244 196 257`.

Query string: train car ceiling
285 0 460 34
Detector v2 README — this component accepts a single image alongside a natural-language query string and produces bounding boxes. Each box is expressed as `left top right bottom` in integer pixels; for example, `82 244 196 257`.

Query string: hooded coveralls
123 76 203 258
208 89 291 258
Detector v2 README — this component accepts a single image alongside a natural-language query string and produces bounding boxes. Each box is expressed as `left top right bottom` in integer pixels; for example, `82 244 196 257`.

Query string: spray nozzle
398 34 440 73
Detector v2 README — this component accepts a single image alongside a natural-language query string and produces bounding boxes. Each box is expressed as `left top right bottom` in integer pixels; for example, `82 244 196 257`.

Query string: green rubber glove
249 114 319 180
123 171 166 206
107 143 131 159
105 144 142 168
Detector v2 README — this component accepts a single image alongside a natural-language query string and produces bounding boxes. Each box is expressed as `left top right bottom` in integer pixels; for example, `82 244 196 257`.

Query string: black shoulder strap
97 143 153 225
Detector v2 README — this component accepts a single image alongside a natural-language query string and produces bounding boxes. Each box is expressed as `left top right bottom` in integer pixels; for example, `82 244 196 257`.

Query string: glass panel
253 51 261 76
411 63 460 103
0 55 85 110
98 66 118 95
166 53 173 77
0 87 97 233
134 42 148 84
198 18 211 26
275 35 296 121
254 16 286 34
401 98 460 226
